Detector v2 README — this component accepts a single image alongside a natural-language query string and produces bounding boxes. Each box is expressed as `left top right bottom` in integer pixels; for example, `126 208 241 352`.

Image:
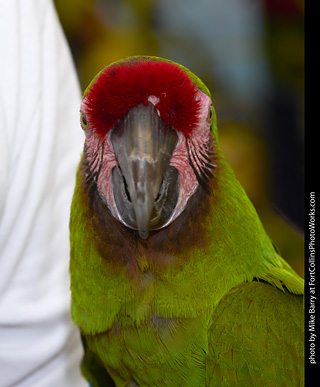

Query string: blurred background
54 0 304 277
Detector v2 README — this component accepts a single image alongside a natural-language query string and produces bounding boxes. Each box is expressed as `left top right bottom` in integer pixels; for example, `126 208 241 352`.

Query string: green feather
206 281 304 386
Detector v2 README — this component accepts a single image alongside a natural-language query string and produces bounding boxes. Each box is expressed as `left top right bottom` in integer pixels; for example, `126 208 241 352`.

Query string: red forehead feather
82 60 200 138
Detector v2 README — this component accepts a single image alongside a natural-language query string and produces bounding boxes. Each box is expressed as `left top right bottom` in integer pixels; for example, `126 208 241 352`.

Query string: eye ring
207 104 214 124
80 111 89 130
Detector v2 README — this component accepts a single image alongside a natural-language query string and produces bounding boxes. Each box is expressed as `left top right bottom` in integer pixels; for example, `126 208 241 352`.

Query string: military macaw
70 56 304 386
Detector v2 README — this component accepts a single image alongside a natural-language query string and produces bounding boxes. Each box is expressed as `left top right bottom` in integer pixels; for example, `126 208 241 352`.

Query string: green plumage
70 56 304 386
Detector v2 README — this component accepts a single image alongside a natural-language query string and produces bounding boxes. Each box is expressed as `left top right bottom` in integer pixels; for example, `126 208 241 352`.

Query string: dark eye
80 112 89 130
207 104 214 124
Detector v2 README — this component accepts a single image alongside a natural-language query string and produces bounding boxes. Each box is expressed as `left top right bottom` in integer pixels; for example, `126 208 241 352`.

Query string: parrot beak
111 103 179 239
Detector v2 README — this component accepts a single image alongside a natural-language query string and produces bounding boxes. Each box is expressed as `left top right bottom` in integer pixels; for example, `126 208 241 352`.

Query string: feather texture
81 58 201 139
206 281 304 386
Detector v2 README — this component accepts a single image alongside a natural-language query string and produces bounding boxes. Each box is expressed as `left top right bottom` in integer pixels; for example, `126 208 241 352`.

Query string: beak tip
139 229 150 240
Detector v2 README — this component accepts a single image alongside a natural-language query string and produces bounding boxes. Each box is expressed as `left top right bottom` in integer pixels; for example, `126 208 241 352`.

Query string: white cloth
0 1 87 385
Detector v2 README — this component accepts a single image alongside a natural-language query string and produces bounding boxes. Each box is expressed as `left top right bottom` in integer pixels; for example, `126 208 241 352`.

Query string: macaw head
80 56 217 239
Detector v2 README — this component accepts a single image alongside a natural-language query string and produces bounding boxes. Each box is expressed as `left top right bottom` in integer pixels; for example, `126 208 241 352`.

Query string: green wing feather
206 281 304 386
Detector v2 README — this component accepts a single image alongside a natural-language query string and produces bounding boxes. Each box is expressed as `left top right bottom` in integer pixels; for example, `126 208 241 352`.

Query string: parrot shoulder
206 280 304 386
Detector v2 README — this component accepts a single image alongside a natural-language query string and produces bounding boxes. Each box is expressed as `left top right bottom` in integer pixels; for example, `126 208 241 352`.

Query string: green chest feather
87 312 210 386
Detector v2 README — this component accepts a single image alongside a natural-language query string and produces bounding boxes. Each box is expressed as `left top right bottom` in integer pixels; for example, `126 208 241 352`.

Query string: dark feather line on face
84 142 105 194
85 145 100 177
187 139 216 193
199 149 214 163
